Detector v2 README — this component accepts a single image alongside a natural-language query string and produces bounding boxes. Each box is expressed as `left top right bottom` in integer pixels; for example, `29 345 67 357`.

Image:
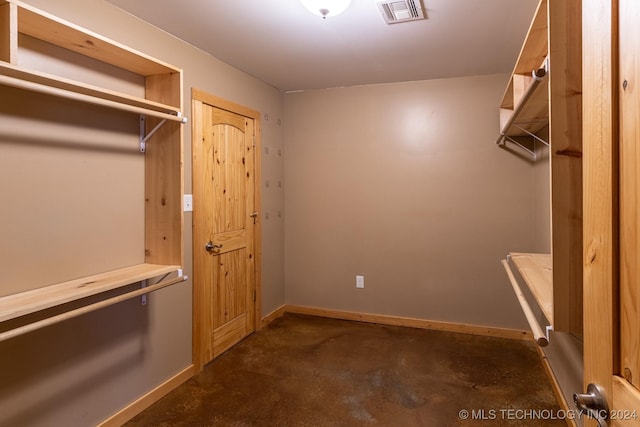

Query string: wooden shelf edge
512 0 548 75
0 61 183 117
0 263 181 322
509 252 554 325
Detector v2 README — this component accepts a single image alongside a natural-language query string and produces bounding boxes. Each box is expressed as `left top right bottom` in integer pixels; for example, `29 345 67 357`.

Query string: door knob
574 383 609 426
205 241 223 252
249 211 259 224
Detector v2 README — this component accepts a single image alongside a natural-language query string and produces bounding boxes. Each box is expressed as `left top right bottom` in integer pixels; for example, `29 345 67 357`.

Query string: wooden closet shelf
499 60 549 138
9 0 180 76
512 0 548 77
497 0 549 145
0 62 184 121
500 0 548 111
509 252 553 324
0 263 181 323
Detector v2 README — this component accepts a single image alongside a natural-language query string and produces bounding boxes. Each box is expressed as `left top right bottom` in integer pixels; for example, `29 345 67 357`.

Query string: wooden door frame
191 88 262 373
583 0 617 419
583 0 640 424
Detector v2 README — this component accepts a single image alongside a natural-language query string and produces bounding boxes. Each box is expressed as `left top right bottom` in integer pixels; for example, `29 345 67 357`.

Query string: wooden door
193 91 261 370
583 0 640 425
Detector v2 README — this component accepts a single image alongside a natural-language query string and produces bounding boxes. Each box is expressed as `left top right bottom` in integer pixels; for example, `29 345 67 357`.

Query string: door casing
191 88 262 373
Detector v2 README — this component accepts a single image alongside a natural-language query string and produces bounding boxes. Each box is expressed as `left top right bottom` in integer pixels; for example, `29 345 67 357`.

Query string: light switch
184 194 193 212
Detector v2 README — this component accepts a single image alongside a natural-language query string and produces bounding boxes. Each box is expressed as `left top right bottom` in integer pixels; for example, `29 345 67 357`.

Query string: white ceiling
105 0 539 92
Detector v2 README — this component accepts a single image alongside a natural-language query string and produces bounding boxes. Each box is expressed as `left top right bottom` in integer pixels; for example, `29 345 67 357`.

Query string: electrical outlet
356 275 364 289
183 194 193 212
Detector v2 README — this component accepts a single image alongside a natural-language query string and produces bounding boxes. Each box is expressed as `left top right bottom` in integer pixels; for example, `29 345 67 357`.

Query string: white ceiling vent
377 0 426 24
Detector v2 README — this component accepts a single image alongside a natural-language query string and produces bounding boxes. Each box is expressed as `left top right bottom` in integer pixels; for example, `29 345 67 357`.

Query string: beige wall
0 0 284 425
284 75 536 329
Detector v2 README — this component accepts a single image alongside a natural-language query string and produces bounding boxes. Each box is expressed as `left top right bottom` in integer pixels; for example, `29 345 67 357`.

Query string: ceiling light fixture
300 0 352 18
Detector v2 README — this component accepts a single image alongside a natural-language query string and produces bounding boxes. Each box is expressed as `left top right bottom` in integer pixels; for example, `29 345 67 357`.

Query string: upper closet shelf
0 0 185 122
496 0 549 148
0 62 185 122
498 58 548 141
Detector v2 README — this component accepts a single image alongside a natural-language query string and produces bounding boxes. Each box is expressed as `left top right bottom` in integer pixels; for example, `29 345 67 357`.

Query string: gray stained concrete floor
126 313 565 426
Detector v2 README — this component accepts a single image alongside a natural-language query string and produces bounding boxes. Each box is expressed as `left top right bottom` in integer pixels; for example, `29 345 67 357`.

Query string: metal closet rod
0 275 187 343
0 73 186 123
496 63 548 147
501 258 550 347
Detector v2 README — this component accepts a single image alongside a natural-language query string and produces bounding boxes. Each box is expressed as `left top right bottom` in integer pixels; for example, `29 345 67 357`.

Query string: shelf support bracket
139 115 168 153
514 125 550 147
498 135 537 160
141 270 187 306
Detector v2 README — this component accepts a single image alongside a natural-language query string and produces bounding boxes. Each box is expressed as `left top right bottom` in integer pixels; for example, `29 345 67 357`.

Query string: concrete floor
126 313 564 426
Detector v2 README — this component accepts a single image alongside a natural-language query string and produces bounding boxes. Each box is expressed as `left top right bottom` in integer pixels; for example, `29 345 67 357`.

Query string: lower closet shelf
508 252 553 325
502 252 553 347
0 263 182 322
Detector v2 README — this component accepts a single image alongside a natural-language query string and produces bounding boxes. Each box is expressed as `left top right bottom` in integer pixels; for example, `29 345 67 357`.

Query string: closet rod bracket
140 269 187 306
545 325 554 343
139 115 166 153
140 279 147 306
139 113 187 152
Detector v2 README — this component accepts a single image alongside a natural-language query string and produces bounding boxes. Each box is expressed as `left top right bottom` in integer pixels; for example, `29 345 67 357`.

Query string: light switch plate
356 275 364 289
184 194 193 212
